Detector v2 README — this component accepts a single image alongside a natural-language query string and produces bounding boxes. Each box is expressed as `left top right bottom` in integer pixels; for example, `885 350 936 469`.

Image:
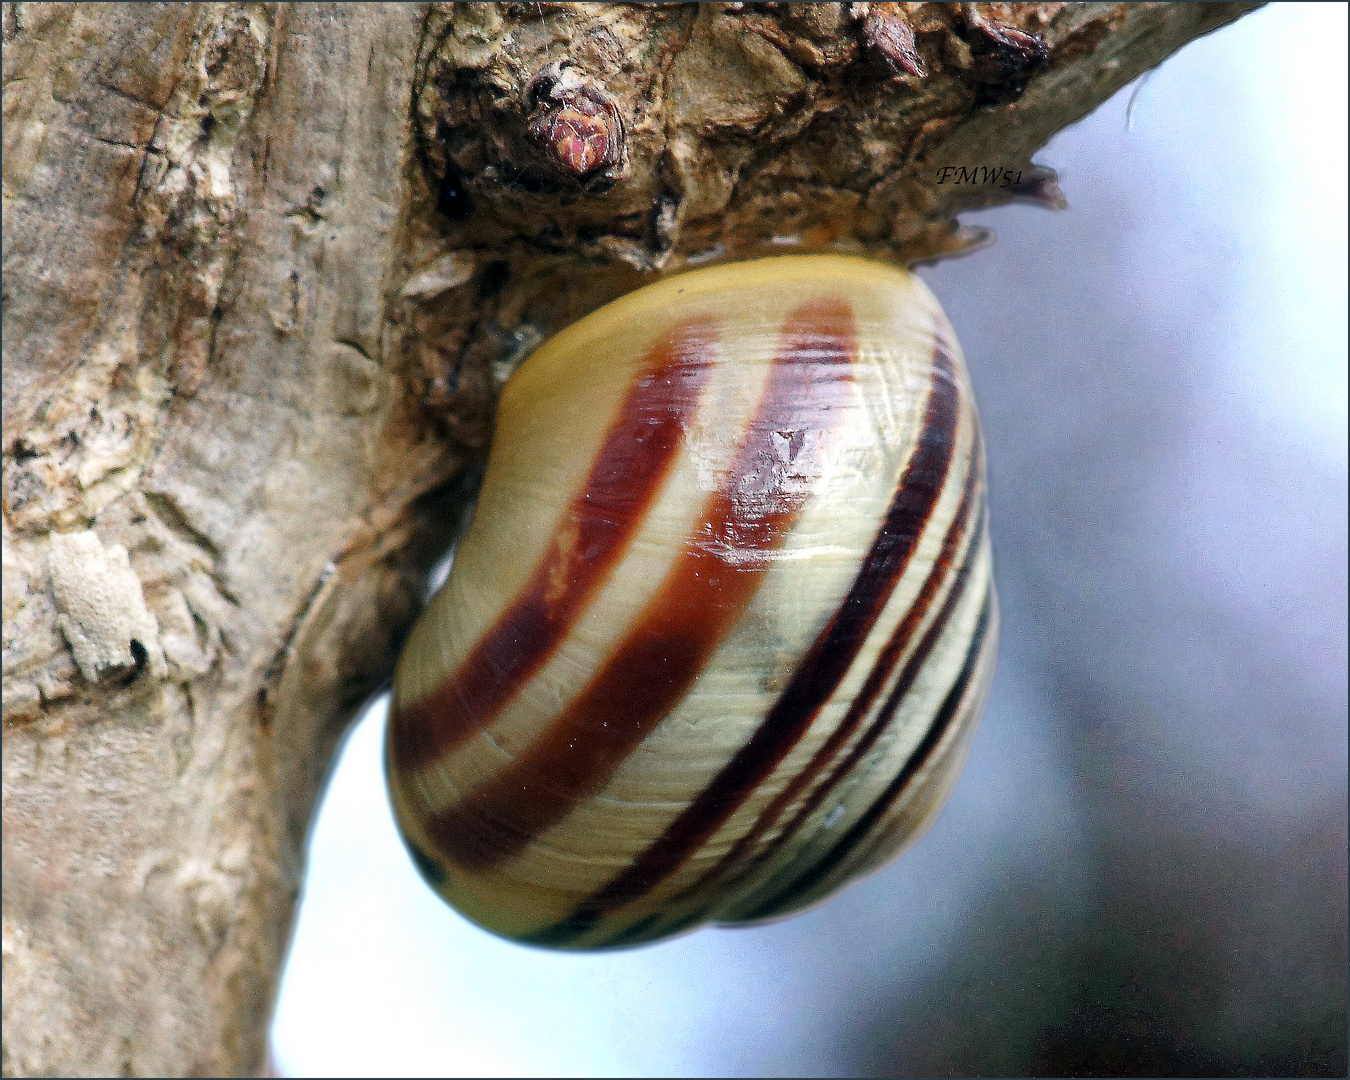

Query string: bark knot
855 3 927 78
527 66 625 189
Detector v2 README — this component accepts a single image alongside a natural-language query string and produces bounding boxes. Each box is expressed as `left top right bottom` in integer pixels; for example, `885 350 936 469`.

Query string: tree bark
1 3 1260 1075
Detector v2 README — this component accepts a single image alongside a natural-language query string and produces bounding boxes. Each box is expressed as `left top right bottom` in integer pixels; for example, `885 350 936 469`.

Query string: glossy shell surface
388 254 998 949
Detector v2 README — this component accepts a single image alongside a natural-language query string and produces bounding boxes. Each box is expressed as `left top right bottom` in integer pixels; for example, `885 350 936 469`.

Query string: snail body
388 255 997 949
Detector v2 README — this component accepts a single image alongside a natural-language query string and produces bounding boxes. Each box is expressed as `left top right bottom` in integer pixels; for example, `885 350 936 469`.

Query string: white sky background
273 7 1348 1076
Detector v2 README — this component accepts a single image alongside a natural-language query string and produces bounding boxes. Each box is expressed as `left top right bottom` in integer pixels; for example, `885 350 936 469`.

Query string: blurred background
272 5 1347 1076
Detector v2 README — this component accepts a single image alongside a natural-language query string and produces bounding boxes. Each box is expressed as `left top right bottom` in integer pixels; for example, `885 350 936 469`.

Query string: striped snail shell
387 254 998 950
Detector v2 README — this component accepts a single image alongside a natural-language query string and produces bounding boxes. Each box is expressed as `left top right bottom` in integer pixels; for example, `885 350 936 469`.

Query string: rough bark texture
1 3 1259 1075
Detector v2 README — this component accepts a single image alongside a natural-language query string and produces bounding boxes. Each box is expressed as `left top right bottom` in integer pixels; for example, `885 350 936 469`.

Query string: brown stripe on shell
420 299 860 871
725 499 986 922
738 587 995 922
389 317 718 775
595 499 987 947
688 440 984 915
532 329 966 945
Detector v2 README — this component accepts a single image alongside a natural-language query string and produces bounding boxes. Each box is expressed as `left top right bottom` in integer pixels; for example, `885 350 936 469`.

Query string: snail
387 254 998 950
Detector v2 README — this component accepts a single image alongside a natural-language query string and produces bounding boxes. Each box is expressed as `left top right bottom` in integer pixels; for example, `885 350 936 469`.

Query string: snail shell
388 254 998 950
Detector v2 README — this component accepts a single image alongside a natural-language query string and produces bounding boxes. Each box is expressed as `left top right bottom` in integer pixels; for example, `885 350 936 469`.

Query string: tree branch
1 3 1260 1074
